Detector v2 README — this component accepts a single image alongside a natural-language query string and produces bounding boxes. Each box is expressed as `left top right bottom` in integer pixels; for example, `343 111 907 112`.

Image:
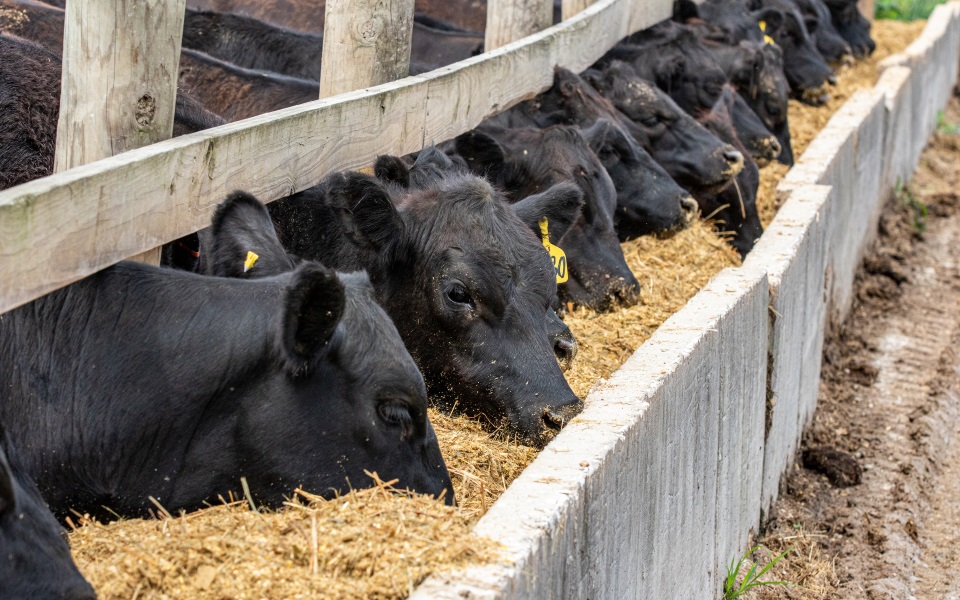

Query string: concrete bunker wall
413 5 960 598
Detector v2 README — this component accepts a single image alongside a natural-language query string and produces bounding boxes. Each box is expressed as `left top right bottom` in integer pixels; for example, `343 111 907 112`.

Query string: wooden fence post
319 0 415 98
485 0 553 51
54 0 187 264
561 0 596 21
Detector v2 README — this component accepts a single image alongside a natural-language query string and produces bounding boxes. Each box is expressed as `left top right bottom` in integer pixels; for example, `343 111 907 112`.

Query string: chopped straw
69 22 924 599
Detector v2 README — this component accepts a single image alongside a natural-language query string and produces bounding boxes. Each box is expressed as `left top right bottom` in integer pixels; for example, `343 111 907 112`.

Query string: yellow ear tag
538 218 568 284
759 20 776 45
243 250 259 273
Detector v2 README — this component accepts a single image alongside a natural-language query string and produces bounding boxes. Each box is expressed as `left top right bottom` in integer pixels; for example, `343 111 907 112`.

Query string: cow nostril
723 149 743 165
554 335 578 371
827 74 838 86
680 196 699 214
543 401 584 432
768 136 783 157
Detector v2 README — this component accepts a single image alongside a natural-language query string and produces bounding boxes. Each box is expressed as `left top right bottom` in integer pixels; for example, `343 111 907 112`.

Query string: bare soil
753 92 960 599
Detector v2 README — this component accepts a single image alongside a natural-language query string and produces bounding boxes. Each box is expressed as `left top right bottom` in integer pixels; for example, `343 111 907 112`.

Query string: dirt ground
749 92 960 598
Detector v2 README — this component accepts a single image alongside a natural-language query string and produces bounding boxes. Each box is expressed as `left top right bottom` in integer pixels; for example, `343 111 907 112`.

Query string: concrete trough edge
412 12 960 600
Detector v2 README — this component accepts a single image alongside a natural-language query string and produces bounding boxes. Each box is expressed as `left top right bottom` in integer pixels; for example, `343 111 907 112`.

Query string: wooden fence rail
0 0 671 315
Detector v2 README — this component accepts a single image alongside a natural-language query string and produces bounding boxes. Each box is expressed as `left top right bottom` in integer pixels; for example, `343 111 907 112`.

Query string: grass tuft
723 545 793 600
876 0 946 21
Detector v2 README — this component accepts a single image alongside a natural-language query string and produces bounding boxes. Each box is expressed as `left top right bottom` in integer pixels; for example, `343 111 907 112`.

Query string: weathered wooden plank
54 0 187 264
319 0 415 98
561 0 596 21
0 0 671 315
54 0 186 170
485 0 553 51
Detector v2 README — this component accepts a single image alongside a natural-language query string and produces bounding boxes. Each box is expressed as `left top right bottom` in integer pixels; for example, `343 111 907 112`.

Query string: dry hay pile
757 19 927 225
71 477 495 600
68 21 926 600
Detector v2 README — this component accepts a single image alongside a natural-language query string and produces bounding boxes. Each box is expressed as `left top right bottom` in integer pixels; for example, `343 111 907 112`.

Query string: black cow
178 48 318 121
697 86 764 257
677 0 834 104
497 67 740 199
181 10 479 81
749 0 836 102
607 22 730 116
0 422 96 600
181 8 324 80
0 34 224 191
790 0 853 63
371 150 581 369
694 35 793 164
0 261 454 520
268 154 586 446
823 0 875 57
568 63 749 187
450 125 642 310
0 0 65 53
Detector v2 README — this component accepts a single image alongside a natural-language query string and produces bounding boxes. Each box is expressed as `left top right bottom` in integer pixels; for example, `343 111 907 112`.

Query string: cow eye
641 116 659 127
377 399 415 441
446 282 473 307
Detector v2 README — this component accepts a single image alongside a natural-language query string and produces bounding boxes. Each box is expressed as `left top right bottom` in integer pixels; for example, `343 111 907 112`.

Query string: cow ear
803 15 819 35
581 68 606 92
654 54 685 86
209 192 297 279
512 182 584 244
673 0 700 22
280 263 346 376
454 130 507 177
325 172 404 256
583 118 621 154
374 155 411 188
0 446 16 517
752 8 784 33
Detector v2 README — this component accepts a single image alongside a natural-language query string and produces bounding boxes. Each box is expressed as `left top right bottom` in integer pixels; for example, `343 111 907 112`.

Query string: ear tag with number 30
539 218 568 284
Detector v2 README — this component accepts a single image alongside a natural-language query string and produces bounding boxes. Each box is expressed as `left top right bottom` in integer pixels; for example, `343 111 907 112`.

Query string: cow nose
554 333 578 371
543 398 584 432
680 195 699 214
827 74 838 86
723 147 744 171
767 136 783 158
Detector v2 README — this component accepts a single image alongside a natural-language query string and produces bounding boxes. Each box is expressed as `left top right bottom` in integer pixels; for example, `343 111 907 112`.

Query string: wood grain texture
54 0 186 265
0 0 671 314
319 0 414 97
561 0 596 21
54 0 187 171
484 0 553 51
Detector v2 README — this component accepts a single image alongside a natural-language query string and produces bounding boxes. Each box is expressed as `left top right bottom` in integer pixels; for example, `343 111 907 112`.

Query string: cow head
492 68 695 241
697 87 765 256
586 62 744 194
204 192 455 504
616 22 730 115
454 125 642 311
823 0 875 57
0 427 96 600
319 167 585 447
752 0 835 103
791 0 853 63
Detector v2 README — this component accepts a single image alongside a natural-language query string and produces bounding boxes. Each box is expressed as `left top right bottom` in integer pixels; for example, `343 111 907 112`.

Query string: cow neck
0 263 280 490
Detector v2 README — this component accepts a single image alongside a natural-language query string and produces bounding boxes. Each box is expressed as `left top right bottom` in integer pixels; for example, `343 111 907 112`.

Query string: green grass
723 545 792 600
876 0 947 21
937 111 960 135
895 179 928 234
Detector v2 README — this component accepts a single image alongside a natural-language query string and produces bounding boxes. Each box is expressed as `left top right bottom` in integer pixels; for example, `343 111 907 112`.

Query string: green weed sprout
723 545 792 600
